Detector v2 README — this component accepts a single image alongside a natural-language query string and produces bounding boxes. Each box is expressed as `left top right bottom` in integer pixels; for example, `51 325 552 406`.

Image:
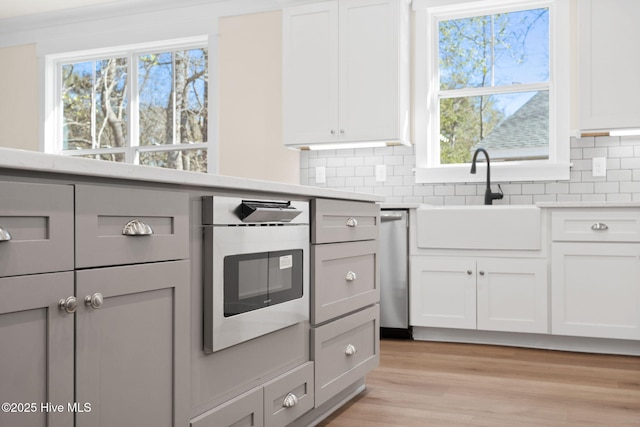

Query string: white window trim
43 36 213 171
413 0 570 184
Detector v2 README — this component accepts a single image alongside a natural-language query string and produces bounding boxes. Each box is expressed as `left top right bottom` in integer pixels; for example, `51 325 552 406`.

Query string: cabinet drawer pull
591 222 609 231
479 271 485 276
0 226 11 242
85 293 104 309
346 217 358 228
345 344 357 356
58 296 78 314
330 129 336 135
345 271 357 282
282 393 298 408
466 270 473 275
122 219 154 236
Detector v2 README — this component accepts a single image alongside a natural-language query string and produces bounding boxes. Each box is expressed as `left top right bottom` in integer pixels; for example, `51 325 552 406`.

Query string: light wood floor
317 339 640 426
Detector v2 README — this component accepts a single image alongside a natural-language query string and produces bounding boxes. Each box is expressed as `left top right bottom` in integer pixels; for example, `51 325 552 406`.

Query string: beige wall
218 11 300 185
0 44 39 151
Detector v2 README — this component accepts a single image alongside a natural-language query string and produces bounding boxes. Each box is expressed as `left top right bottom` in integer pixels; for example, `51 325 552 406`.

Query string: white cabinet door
283 1 339 145
410 257 476 329
476 258 548 334
578 0 640 130
338 0 402 142
283 0 409 147
551 243 640 340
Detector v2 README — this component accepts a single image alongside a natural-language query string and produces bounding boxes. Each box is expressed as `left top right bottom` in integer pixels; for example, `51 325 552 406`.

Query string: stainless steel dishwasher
380 209 411 339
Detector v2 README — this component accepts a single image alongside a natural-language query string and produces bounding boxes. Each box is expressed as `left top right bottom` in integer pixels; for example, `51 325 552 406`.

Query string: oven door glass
224 249 303 317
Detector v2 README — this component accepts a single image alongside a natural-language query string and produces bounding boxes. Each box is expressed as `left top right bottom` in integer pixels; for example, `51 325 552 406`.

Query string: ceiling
0 0 123 20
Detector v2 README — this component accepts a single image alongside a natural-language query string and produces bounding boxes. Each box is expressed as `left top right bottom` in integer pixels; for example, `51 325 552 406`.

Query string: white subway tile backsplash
345 156 365 167
336 167 355 177
607 193 632 202
608 146 635 158
455 184 477 196
583 147 608 158
607 169 632 182
345 176 364 188
594 182 619 194
299 136 640 205
569 183 595 194
621 158 640 169
620 181 640 193
571 137 595 148
326 157 346 167
434 185 455 196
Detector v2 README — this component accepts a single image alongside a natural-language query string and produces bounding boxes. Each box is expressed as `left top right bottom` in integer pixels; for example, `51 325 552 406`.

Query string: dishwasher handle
381 212 405 222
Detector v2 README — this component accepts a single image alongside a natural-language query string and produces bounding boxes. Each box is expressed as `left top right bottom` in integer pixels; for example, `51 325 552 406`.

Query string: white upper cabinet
283 0 410 148
578 0 640 131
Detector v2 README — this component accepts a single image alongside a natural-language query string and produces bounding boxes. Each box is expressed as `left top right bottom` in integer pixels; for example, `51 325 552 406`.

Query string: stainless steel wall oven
202 196 309 353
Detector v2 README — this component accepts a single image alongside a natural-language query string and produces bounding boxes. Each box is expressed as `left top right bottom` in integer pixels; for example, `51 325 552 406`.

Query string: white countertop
535 201 640 208
0 148 384 202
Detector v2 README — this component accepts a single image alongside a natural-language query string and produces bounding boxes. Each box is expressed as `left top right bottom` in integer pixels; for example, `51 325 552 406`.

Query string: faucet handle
493 184 504 201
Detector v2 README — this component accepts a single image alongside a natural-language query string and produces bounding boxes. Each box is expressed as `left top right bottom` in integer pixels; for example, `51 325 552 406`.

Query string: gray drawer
311 199 379 244
312 240 379 324
75 185 189 268
0 181 74 277
190 387 263 427
312 305 380 407
551 209 640 242
263 362 314 427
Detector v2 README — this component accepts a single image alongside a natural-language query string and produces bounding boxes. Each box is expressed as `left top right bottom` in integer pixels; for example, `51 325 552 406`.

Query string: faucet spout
470 148 504 205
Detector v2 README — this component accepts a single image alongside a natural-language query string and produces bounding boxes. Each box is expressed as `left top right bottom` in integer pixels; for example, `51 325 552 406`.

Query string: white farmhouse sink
416 205 541 250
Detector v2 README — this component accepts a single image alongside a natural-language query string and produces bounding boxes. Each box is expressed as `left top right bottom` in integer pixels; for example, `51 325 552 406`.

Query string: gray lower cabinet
310 198 381 409
311 240 379 324
312 305 380 407
0 272 75 427
311 199 380 244
74 185 189 268
0 181 74 277
191 387 264 427
191 362 314 427
75 260 189 427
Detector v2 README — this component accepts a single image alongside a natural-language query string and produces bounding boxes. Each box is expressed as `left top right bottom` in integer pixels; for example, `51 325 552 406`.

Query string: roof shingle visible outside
473 91 549 161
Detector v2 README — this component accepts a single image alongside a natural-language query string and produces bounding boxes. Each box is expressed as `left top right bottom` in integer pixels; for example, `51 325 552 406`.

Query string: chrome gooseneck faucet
470 148 504 205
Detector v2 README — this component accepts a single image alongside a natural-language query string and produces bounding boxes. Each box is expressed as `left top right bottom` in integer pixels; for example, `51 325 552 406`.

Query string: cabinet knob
0 226 11 242
346 217 358 228
330 129 336 135
466 270 473 275
479 271 485 276
122 219 154 236
282 392 298 408
591 222 609 231
345 344 357 356
58 296 78 314
345 271 357 282
85 293 104 309
340 129 345 134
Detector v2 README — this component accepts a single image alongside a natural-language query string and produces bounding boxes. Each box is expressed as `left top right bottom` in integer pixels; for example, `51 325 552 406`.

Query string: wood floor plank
317 339 640 426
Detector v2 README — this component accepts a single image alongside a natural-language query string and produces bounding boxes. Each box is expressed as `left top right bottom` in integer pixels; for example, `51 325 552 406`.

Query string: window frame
412 0 570 184
44 36 212 173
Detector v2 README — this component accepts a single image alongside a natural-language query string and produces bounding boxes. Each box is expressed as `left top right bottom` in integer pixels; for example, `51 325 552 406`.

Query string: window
413 0 570 183
46 38 210 173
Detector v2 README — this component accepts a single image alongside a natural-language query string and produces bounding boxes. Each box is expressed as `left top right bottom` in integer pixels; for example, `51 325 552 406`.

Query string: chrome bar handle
0 226 11 242
591 222 609 231
346 217 358 228
122 219 153 236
